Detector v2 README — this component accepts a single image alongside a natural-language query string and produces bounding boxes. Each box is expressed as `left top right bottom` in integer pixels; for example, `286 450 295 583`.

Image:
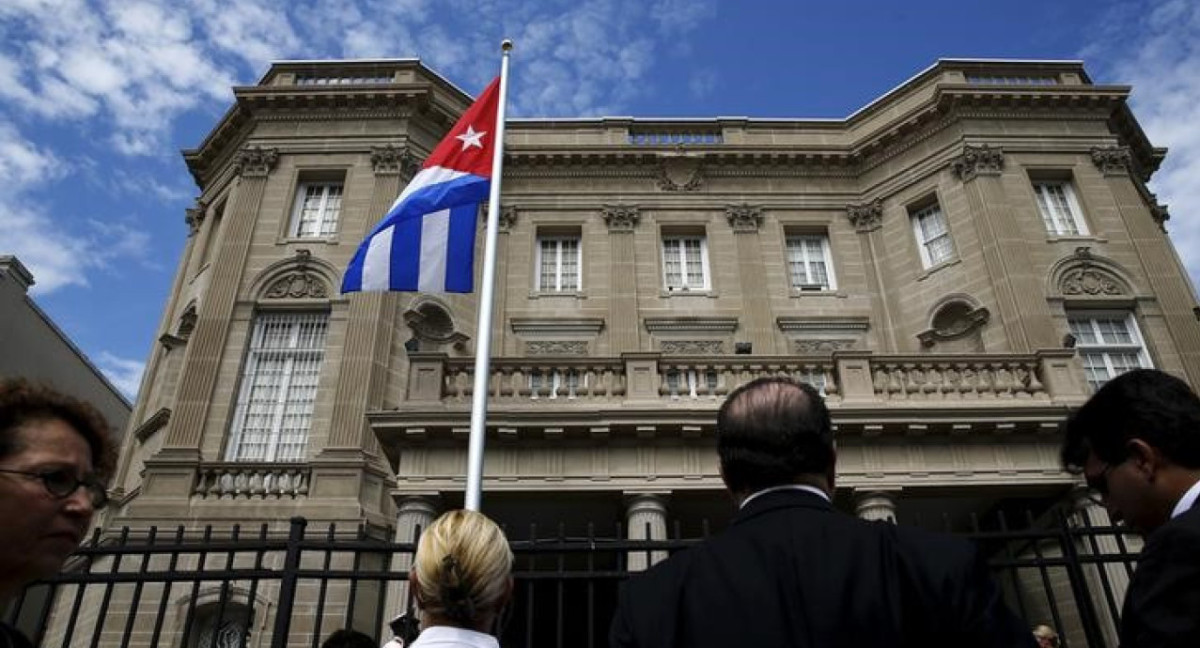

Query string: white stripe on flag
362 224 394 291
418 209 451 292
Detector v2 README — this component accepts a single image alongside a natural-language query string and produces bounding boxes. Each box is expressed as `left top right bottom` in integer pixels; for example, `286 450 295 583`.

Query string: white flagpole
464 40 513 512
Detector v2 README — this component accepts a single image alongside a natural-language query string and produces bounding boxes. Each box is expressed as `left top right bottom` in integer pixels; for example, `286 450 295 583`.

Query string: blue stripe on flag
389 211 424 290
443 204 479 293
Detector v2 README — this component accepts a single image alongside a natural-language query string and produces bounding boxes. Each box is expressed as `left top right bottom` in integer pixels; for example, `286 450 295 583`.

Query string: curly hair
0 378 116 480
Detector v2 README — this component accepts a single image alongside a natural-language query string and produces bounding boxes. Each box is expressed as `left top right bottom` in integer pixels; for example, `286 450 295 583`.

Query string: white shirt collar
1170 478 1200 520
409 625 499 648
739 484 831 509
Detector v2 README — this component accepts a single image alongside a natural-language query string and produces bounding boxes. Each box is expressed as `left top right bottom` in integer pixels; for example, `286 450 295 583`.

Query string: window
290 182 343 238
530 370 581 399
294 74 393 85
662 236 710 291
965 74 1058 85
188 603 250 648
666 370 718 399
536 236 581 292
226 313 328 461
628 131 723 145
1068 314 1151 390
1033 180 1088 236
911 203 954 268
785 235 836 291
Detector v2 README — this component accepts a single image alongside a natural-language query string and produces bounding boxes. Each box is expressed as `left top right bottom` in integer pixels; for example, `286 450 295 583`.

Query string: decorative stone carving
233 147 279 178
660 340 724 355
951 144 1004 182
725 204 762 233
1062 268 1124 296
846 200 882 233
1150 201 1170 232
1091 146 1133 176
499 206 518 231
264 271 329 299
177 305 198 339
371 144 419 177
656 156 705 191
918 305 990 347
794 339 856 353
644 317 738 334
602 205 641 232
184 201 206 236
526 340 588 356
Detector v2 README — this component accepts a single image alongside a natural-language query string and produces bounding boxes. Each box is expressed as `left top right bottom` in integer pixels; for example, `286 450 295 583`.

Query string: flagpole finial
501 39 513 51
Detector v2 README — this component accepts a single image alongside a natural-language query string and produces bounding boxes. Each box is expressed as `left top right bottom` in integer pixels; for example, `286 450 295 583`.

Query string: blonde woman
408 510 514 648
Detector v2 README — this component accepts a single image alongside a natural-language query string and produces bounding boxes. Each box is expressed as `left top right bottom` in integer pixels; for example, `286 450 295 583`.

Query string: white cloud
1087 0 1200 292
96 351 144 400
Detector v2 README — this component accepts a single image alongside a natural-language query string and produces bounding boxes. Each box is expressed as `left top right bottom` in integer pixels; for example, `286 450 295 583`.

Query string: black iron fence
6 509 1138 648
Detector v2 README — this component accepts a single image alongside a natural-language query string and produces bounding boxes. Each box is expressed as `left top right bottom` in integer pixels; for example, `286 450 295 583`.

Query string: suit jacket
610 490 1033 648
1120 500 1200 648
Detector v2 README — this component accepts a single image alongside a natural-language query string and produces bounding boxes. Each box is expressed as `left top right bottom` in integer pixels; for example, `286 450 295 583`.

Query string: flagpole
464 40 513 512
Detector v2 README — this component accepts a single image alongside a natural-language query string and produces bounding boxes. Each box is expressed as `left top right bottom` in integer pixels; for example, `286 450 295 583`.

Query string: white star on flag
456 125 486 151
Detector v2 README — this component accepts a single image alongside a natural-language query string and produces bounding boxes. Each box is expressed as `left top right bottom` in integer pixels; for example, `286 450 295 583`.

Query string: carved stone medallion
951 145 1004 182
265 272 329 299
656 156 705 192
1061 268 1123 296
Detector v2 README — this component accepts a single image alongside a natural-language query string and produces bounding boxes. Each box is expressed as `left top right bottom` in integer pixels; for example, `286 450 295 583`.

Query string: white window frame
530 369 583 399
666 369 719 399
661 235 711 292
534 235 582 292
910 203 955 268
1032 180 1089 236
225 312 328 462
1068 312 1152 391
289 181 344 238
785 234 837 291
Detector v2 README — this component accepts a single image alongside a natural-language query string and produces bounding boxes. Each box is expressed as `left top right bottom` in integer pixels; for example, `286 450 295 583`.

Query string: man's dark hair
716 377 833 494
1061 369 1200 472
320 629 376 648
0 379 116 479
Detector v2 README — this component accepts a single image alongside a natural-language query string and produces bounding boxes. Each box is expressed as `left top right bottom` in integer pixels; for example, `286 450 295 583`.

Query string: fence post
1058 510 1107 648
270 517 307 648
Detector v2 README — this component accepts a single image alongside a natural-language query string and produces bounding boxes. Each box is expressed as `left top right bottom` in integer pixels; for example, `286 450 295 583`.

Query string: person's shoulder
1143 506 1200 561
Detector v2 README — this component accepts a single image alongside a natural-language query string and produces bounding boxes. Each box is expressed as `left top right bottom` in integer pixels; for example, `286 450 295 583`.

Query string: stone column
727 204 776 352
625 492 669 571
382 494 441 631
1070 488 1136 646
325 147 410 455
855 490 898 523
1092 146 1200 385
846 200 899 352
604 205 641 352
951 145 1057 351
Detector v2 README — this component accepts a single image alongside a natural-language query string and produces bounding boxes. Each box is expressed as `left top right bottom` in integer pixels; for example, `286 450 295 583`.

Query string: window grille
536 237 581 292
662 236 709 291
785 235 835 290
226 312 328 462
911 204 954 267
965 75 1058 85
1068 314 1151 390
1033 181 1087 235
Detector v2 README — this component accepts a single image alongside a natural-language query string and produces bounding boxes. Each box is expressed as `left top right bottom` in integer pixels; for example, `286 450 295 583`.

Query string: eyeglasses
0 468 109 508
1082 461 1118 507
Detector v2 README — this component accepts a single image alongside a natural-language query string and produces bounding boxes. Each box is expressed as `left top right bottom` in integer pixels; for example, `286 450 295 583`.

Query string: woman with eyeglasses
406 509 514 648
0 379 114 648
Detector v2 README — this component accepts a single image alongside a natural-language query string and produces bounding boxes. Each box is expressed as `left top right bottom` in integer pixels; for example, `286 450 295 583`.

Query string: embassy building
38 58 1200 647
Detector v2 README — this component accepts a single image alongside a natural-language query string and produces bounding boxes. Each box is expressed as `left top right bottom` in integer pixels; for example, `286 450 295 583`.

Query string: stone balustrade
192 463 311 499
403 350 1086 407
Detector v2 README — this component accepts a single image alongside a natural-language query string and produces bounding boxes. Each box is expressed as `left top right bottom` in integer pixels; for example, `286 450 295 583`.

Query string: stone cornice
776 316 870 333
510 318 606 335
644 316 739 333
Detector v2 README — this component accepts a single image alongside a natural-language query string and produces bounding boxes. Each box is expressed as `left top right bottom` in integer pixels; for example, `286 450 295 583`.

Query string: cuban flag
342 77 501 294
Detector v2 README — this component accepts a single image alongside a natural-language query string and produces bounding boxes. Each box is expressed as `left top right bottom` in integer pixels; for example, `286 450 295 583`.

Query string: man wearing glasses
0 379 114 648
1061 368 1200 648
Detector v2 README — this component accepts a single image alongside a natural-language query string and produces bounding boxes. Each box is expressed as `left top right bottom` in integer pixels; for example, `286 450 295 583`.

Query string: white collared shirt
1170 478 1200 520
407 626 499 648
739 484 831 509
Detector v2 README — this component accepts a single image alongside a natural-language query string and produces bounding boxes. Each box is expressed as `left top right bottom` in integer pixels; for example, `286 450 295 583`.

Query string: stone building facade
91 58 1199 646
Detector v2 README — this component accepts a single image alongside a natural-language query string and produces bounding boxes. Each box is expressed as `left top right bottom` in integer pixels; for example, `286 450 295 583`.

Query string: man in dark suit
1060 369 1200 648
610 377 1033 648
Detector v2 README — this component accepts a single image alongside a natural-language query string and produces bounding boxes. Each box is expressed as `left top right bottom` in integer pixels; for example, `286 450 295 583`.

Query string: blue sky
1 0 1198 400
